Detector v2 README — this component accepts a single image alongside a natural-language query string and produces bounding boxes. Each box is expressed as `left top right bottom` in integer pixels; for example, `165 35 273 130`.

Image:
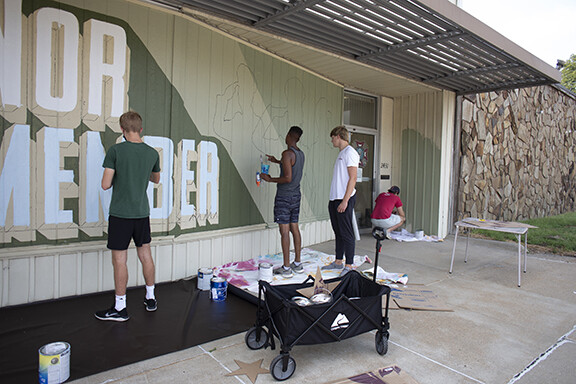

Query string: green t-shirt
103 141 161 218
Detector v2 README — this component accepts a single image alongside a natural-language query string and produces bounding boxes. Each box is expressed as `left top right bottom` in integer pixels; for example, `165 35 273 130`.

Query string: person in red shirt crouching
370 186 405 238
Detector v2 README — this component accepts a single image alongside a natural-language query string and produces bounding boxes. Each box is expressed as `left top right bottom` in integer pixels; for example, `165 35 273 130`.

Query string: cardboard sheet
325 365 420 384
462 218 537 229
390 286 453 311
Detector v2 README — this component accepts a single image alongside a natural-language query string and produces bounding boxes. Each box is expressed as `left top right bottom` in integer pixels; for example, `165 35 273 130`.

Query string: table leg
464 228 470 263
524 232 528 273
450 226 459 273
517 234 522 287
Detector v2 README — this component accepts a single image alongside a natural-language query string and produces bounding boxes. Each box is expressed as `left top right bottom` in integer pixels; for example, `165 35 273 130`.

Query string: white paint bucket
415 230 424 240
39 342 70 384
197 268 213 291
259 262 273 282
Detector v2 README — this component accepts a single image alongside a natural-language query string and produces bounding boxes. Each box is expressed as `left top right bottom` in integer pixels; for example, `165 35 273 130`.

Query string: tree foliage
560 54 576 93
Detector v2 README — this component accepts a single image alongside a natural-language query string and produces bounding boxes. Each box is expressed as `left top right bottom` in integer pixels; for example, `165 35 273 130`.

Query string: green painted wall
394 92 443 234
0 0 342 248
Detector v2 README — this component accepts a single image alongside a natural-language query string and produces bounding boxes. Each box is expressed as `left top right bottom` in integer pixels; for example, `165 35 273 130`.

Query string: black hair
288 126 303 139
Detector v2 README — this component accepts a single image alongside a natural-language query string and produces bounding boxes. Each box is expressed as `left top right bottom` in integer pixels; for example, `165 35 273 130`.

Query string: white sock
115 295 126 311
293 261 301 266
146 285 155 300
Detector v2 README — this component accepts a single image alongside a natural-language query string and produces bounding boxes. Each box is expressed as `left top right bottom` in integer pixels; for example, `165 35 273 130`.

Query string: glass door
350 132 375 230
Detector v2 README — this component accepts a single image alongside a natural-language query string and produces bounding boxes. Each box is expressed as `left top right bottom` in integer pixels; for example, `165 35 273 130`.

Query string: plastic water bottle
260 155 270 175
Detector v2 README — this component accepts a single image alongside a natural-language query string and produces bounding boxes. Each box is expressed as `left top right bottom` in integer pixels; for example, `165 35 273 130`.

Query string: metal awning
147 0 560 97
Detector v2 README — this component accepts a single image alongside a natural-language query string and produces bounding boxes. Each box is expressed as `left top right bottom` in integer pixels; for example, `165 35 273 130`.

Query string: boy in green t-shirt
95 111 161 322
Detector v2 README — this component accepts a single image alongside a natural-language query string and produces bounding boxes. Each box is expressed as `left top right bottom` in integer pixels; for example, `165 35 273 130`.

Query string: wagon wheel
375 330 389 355
244 326 269 350
270 354 296 381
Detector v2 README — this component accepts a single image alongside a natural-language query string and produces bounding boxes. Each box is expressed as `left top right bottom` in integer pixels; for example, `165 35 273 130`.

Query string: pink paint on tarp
235 260 259 271
218 259 259 271
216 270 231 279
213 269 251 287
227 276 250 287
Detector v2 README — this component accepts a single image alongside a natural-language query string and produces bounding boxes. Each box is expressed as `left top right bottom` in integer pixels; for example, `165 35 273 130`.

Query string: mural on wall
0 0 342 248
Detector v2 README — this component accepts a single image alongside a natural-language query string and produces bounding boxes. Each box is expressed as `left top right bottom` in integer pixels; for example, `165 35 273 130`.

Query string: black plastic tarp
0 278 256 383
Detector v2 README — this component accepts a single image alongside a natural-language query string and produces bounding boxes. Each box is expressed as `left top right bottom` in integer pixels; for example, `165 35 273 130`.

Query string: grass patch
469 212 576 256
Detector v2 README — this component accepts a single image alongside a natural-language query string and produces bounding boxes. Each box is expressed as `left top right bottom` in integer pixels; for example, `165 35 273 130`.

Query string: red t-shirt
371 193 402 220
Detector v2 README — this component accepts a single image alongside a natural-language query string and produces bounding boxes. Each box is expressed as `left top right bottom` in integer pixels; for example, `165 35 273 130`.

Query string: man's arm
337 165 357 213
266 154 280 164
102 168 115 190
261 150 294 184
150 172 160 184
396 206 405 219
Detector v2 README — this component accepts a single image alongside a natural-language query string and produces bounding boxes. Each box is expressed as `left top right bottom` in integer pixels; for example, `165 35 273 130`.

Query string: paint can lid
40 342 69 355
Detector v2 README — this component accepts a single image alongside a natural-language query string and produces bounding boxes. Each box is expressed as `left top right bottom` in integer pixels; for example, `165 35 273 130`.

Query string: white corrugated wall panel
0 221 335 307
35 256 55 301
198 239 212 270
211 237 224 269
186 241 200 275
172 242 188 281
155 244 174 283
8 259 30 305
81 251 100 294
101 251 115 292
59 253 78 298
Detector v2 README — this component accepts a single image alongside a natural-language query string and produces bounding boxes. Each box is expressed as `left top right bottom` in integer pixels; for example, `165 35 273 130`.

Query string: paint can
39 342 70 384
210 277 228 302
415 230 424 240
197 268 213 291
258 262 273 282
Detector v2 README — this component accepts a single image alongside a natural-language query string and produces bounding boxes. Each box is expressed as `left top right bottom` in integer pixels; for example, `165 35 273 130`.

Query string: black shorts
107 216 151 250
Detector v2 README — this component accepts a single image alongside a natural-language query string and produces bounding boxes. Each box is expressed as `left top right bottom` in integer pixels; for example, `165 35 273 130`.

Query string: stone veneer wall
457 85 576 221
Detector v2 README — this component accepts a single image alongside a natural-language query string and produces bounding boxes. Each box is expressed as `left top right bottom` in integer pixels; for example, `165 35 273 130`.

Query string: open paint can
258 262 273 282
39 342 70 384
197 268 213 291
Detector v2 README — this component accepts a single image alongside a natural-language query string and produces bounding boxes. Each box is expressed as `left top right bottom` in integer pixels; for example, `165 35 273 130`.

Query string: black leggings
328 194 356 265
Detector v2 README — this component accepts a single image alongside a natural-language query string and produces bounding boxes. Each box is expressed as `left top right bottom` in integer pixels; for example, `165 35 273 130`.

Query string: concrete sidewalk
72 234 576 384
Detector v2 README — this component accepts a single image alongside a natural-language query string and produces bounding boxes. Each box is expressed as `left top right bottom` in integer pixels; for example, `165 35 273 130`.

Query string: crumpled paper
362 266 408 285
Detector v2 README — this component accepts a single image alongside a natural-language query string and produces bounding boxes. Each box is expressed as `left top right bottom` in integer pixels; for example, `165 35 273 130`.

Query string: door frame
342 89 382 233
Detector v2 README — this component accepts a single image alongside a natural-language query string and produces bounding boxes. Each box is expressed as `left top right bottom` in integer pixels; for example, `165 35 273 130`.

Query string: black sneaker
95 306 129 322
144 298 157 312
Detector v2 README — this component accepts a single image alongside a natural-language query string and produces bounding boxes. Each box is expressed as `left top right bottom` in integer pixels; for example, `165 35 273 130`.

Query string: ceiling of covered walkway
147 0 561 98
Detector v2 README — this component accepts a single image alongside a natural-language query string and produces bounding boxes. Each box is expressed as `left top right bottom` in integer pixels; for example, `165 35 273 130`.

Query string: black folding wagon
244 270 391 380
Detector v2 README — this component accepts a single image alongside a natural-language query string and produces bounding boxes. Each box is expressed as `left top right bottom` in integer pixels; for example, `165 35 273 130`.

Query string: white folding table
449 218 536 287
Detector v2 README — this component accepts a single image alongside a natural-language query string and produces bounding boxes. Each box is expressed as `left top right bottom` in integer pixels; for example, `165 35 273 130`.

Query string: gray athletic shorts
274 192 301 224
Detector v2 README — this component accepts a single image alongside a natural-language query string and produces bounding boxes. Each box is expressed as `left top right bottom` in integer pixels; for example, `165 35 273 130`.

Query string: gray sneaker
290 262 304 274
339 267 352 277
321 261 344 270
273 265 294 278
